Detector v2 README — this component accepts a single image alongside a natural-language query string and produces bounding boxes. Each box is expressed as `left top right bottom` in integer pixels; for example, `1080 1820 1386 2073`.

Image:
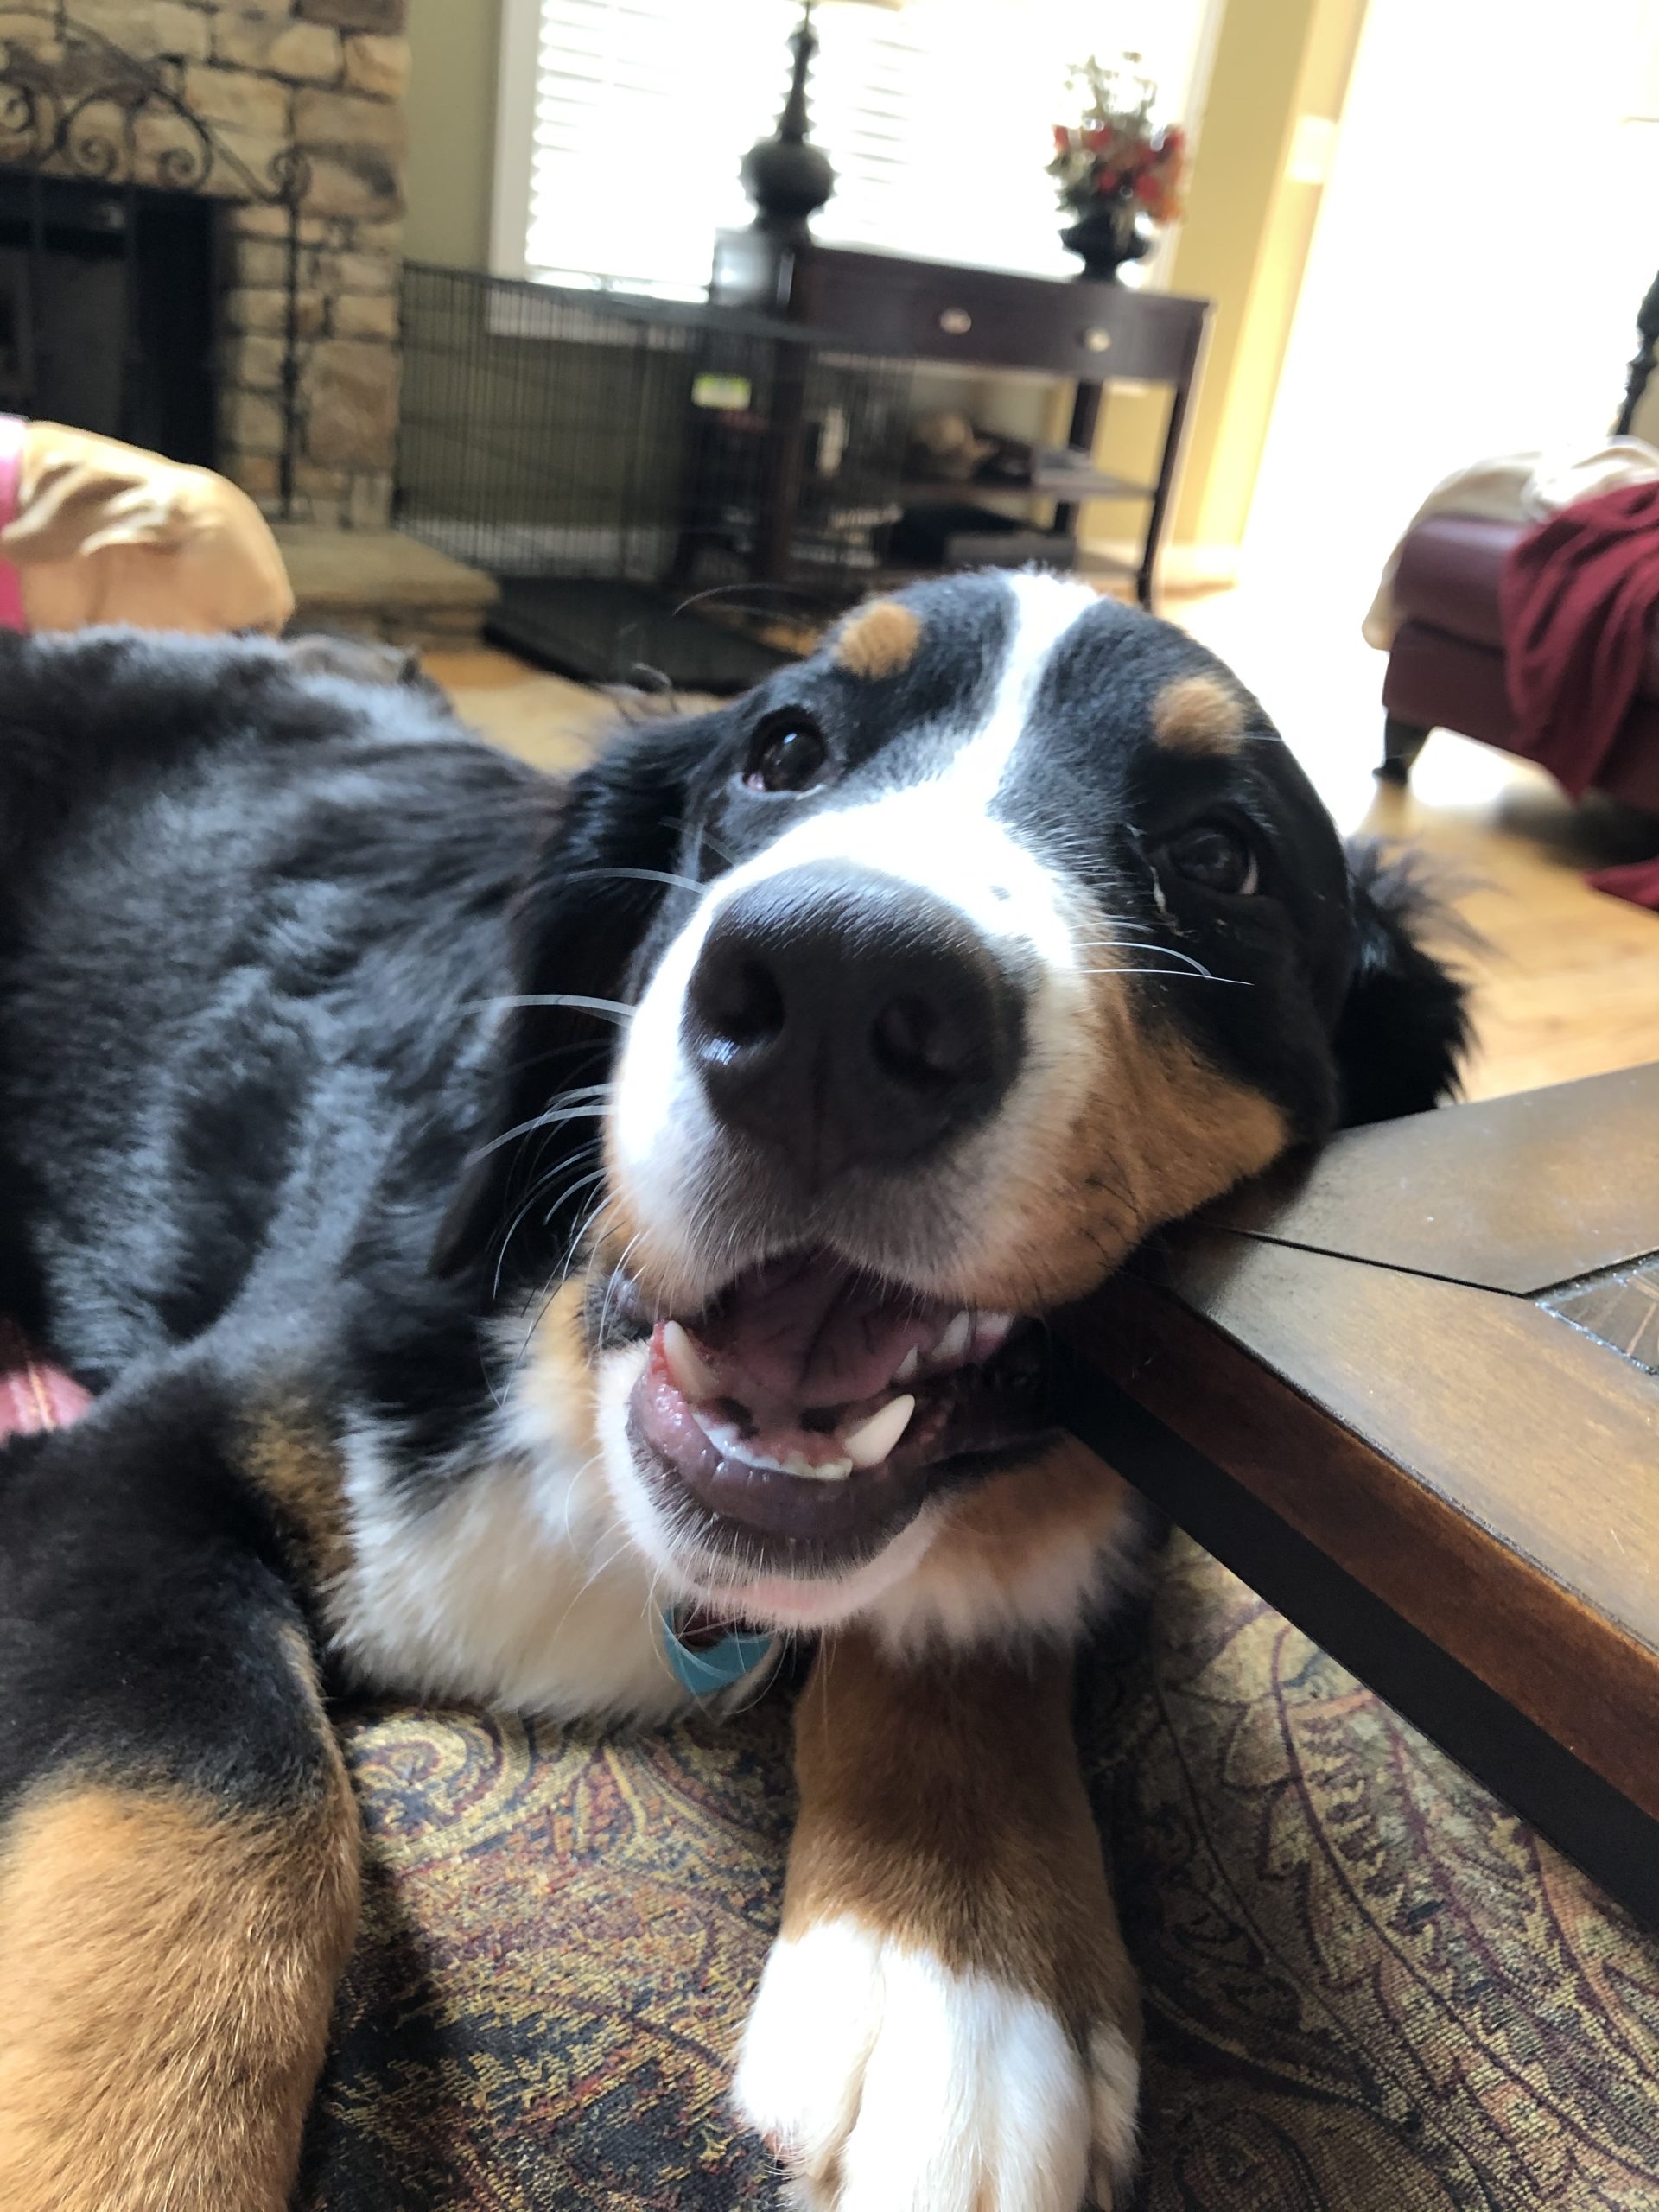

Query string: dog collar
659 1604 778 1697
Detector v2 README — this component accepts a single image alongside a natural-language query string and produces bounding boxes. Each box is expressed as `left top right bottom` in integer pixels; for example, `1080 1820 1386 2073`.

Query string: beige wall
404 0 502 268
1170 0 1365 549
1083 0 1365 567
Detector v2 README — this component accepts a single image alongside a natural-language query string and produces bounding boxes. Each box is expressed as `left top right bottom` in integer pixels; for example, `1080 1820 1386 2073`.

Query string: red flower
1053 124 1071 154
1134 171 1159 205
1085 124 1114 152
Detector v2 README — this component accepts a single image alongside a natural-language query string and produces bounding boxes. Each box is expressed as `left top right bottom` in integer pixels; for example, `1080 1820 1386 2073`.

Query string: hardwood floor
424 649 622 779
428 598 1659 1104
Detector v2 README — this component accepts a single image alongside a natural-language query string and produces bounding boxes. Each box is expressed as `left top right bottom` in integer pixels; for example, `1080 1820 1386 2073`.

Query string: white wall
1244 0 1659 601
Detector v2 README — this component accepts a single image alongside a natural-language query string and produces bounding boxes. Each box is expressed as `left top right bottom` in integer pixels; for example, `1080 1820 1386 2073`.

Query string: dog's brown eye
1165 823 1260 895
745 714 827 794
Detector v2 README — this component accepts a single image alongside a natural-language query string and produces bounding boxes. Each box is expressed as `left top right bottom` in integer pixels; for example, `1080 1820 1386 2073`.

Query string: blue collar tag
660 1605 779 1697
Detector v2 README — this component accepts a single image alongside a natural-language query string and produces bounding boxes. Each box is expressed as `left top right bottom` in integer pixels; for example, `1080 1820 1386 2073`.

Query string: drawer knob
1083 327 1113 353
938 307 973 335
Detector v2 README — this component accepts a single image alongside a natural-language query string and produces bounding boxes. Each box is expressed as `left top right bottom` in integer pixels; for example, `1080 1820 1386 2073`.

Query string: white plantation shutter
518 0 779 296
497 0 1216 298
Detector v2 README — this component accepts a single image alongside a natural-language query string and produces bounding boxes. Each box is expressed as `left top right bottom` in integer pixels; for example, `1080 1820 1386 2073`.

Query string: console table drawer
806 257 1201 384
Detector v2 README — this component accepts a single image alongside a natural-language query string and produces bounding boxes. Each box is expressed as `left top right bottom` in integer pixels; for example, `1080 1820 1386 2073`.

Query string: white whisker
468 1101 609 1163
485 993 633 1020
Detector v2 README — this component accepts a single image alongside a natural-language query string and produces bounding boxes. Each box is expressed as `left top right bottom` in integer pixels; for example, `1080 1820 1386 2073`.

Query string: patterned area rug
296 1533 1659 2211
0 1337 1652 2207
1084 1539 1659 2212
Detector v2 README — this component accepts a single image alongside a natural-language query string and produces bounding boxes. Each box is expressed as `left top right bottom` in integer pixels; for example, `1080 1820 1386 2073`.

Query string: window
493 0 1217 299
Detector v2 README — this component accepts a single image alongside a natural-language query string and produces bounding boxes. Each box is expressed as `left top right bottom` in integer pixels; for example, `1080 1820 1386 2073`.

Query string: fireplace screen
0 174 213 462
0 13 307 505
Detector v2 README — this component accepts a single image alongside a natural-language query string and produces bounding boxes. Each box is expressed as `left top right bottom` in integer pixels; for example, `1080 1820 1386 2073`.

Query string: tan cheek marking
242 1405 352 1585
1112 1019 1291 1225
0 1773 359 2212
524 1276 601 1465
834 599 924 681
914 1434 1133 1609
1152 673 1245 754
966 962 1290 1313
782 1630 1137 2039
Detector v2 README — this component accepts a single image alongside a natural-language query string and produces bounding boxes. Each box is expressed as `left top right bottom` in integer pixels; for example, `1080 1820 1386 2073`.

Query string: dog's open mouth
624 1248 1053 1568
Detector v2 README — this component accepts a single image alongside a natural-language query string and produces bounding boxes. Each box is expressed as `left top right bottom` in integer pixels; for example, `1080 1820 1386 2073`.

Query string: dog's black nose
685 863 1024 1178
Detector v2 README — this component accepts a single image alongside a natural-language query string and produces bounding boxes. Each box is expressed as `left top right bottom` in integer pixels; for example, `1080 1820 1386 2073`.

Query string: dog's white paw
733 1918 1139 2211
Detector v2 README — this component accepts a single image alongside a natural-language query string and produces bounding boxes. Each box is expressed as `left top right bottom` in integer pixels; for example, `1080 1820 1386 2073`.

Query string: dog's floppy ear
1332 840 1472 1125
430 709 714 1286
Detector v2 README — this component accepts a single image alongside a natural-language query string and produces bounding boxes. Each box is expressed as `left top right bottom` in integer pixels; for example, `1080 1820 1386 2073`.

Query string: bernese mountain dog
0 572 1466 2212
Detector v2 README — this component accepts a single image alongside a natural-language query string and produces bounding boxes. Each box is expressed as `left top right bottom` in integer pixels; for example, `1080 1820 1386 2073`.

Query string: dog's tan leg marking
0 1738 359 2210
242 1401 353 1583
1151 672 1245 754
736 1630 1139 2210
835 599 925 681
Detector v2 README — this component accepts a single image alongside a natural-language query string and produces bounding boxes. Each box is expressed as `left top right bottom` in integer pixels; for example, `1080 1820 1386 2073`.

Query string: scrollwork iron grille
0 14 308 512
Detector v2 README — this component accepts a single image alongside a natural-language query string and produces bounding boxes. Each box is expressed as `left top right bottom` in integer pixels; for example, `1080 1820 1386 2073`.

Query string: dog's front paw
733 1918 1138 2211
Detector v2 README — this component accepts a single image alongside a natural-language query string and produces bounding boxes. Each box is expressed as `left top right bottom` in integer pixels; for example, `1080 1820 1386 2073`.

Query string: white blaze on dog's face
458 572 1459 1636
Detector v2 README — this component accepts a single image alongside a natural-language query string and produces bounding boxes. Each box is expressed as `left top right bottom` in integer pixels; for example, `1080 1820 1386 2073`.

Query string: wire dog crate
396 262 914 690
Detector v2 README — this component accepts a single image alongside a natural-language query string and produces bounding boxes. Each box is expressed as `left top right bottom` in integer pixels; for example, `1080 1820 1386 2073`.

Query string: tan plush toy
0 416 294 636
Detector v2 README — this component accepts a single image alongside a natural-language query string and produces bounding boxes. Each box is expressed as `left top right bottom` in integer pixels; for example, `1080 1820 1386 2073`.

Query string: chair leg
1376 715 1429 785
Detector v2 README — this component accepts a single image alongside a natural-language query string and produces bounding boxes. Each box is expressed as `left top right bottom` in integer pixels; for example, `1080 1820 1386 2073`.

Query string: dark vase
1059 190 1152 282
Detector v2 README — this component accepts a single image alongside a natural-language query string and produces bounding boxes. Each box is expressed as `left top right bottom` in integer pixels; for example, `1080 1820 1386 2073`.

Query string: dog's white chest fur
325 1382 694 1725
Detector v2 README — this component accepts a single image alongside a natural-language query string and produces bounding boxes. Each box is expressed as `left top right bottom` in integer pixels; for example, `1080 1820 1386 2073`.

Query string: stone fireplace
0 0 410 530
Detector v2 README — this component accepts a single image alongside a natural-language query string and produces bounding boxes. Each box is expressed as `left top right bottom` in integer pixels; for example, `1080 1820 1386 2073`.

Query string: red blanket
1500 480 1659 910
1586 854 1659 909
1498 477 1659 801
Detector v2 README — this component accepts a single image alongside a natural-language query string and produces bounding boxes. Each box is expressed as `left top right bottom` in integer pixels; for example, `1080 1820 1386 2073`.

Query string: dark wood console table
710 230 1210 609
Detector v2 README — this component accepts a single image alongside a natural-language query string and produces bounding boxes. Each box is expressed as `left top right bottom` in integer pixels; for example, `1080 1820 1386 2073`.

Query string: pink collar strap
0 414 27 631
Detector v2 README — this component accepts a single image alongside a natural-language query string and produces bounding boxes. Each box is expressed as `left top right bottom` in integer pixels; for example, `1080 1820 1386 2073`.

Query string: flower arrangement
1048 54 1187 227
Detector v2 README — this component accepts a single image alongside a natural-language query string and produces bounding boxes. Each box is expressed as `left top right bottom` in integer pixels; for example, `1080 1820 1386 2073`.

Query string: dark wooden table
710 230 1210 607
1059 1063 1659 1922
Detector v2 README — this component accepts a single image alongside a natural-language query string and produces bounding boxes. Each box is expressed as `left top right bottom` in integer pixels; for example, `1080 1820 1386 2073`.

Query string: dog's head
441 575 1468 1633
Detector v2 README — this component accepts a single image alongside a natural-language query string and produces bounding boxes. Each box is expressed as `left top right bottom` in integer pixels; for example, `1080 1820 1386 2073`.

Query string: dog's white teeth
931 1311 975 1365
696 1409 854 1481
663 1319 719 1402
893 1345 922 1386
842 1393 916 1470
973 1311 1015 1357
784 1454 855 1483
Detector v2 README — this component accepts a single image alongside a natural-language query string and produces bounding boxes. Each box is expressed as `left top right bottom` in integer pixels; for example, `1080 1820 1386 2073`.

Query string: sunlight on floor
425 648 620 779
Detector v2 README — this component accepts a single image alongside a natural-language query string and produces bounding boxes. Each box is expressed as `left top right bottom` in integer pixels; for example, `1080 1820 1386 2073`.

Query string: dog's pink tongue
694 1252 945 1409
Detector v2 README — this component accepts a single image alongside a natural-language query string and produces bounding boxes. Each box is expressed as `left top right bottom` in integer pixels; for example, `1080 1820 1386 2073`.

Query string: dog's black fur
0 611 1473 1765
0 604 1468 2209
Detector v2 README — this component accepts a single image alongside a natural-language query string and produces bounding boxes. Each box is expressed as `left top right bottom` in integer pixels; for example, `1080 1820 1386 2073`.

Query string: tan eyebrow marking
1152 673 1246 755
834 600 924 681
